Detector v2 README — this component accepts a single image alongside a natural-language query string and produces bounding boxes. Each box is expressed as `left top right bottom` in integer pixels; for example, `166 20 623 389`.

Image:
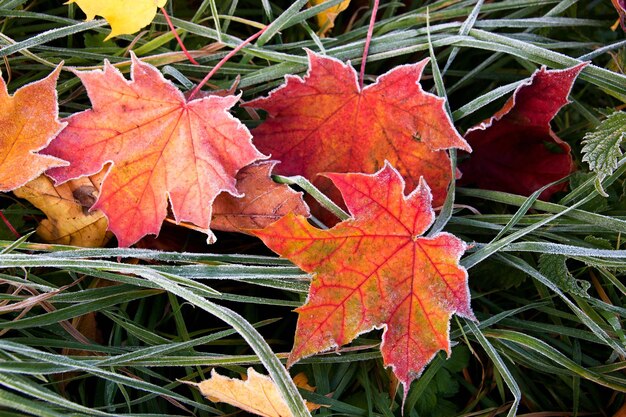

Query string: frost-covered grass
0 0 625 416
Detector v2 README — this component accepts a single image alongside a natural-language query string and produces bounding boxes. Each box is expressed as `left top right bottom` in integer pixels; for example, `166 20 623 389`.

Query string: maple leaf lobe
253 162 474 398
244 50 470 212
460 63 587 199
44 54 264 246
0 65 67 192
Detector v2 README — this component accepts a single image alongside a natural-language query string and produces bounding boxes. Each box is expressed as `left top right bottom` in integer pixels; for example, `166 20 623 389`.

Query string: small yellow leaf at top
67 0 167 40
193 368 319 417
309 0 350 36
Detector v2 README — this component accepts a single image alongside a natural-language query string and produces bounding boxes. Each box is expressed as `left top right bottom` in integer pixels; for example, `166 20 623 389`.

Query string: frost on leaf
194 368 319 417
244 50 469 221
460 63 587 200
212 161 309 234
581 111 626 197
68 0 167 40
253 162 474 399
0 65 67 192
43 54 265 247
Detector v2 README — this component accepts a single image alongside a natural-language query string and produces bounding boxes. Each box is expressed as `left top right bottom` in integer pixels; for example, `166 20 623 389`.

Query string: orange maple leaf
244 50 470 221
43 54 265 246
0 65 67 192
253 162 474 399
194 368 319 416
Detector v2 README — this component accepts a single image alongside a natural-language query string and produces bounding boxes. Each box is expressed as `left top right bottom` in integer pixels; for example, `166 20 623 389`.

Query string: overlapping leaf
244 51 470 220
194 368 319 416
460 63 587 200
212 161 309 234
0 65 67 192
43 54 265 247
68 0 167 40
253 163 474 398
13 171 112 247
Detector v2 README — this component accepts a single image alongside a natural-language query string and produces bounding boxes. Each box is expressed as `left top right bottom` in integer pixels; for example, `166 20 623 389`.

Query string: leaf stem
160 7 199 65
359 0 380 89
273 175 350 221
0 211 19 239
188 25 268 100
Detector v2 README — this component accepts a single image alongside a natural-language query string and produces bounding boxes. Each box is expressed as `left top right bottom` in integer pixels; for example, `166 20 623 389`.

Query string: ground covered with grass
0 0 625 416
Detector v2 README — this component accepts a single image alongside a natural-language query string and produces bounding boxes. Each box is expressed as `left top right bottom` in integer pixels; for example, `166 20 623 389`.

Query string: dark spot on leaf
73 185 98 214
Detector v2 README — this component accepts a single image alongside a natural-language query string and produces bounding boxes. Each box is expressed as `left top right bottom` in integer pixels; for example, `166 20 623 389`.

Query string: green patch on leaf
581 111 626 197
584 235 614 250
538 254 591 298
471 261 527 291
415 346 471 417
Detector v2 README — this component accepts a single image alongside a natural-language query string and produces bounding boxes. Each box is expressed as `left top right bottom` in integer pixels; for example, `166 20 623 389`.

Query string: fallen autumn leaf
43 54 265 247
244 50 470 222
194 368 319 417
460 63 587 199
0 65 67 192
212 161 310 234
13 171 112 247
253 162 474 399
68 0 167 40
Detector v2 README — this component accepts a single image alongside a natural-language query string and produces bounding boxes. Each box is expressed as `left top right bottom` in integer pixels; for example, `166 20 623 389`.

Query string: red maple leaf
459 63 587 199
253 162 474 399
43 54 265 246
244 50 470 220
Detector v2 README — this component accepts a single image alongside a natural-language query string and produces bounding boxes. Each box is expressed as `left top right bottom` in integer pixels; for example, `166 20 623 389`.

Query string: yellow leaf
309 0 350 36
13 171 112 247
67 0 167 40
194 368 319 417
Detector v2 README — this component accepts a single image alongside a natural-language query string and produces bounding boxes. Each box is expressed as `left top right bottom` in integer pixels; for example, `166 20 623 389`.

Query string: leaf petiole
272 174 350 221
188 25 268 100
358 0 380 89
159 7 199 65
